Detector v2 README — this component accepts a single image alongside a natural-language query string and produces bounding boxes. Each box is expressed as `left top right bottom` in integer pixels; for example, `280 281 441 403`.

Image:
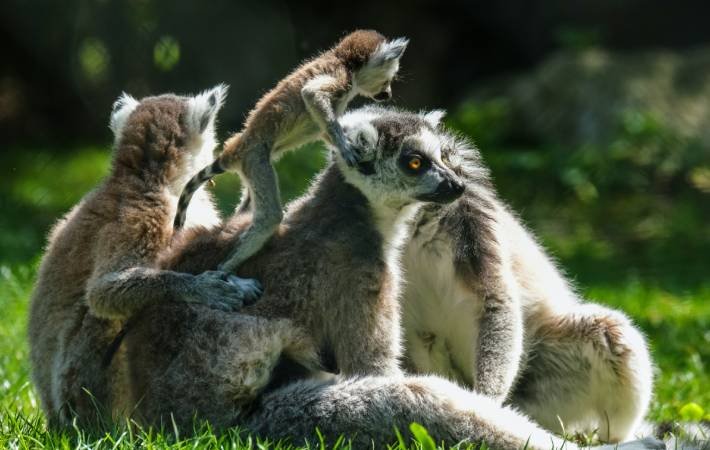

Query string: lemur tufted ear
381 38 409 61
370 38 409 66
109 93 139 137
421 110 446 128
345 121 378 156
187 84 228 135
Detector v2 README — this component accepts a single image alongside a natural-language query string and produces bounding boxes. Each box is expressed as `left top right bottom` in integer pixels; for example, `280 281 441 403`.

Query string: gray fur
174 31 408 286
115 107 662 450
400 119 654 442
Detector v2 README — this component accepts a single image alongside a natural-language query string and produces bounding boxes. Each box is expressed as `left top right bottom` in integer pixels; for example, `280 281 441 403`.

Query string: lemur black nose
374 90 391 102
433 178 465 203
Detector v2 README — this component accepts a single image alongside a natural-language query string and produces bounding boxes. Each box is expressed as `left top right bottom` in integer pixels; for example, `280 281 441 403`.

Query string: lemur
398 109 654 442
123 107 466 429
27 87 261 427
172 29 408 275
113 107 663 450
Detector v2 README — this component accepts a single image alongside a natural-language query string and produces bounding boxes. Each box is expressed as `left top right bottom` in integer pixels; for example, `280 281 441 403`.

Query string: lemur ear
422 110 446 128
350 122 378 154
382 38 409 61
188 83 228 135
109 93 139 137
371 38 409 65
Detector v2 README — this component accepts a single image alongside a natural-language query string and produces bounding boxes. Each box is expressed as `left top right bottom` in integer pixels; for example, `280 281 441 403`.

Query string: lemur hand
330 124 360 167
186 270 262 311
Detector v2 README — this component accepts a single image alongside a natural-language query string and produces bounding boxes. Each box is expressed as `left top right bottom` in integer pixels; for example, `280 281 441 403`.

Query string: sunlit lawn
0 146 707 448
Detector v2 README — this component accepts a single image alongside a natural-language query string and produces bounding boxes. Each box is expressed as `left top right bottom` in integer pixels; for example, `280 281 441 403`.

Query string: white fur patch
186 83 228 136
416 127 443 161
182 187 221 229
356 38 408 95
109 93 139 138
421 110 446 128
402 228 483 387
371 38 409 65
169 85 227 197
340 108 383 129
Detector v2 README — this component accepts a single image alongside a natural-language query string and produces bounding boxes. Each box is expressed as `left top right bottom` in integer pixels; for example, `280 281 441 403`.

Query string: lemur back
27 86 259 427
172 30 408 275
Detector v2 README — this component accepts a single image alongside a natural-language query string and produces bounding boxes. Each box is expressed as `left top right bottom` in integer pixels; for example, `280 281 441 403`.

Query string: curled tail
173 160 225 229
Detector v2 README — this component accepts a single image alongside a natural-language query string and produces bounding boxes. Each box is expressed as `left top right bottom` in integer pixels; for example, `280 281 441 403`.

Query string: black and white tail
173 159 225 229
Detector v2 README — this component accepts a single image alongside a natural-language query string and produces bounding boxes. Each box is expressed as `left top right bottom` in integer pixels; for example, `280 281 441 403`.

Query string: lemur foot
330 125 360 167
188 270 262 311
595 437 666 450
339 141 361 167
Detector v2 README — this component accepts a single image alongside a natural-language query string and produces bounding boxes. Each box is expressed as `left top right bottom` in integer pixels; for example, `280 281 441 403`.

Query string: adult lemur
115 107 661 450
399 109 653 442
173 30 408 276
28 87 260 426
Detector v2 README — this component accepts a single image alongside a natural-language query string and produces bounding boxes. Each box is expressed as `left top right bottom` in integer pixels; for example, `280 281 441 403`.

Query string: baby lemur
398 110 653 442
172 29 408 274
116 107 662 450
28 87 260 427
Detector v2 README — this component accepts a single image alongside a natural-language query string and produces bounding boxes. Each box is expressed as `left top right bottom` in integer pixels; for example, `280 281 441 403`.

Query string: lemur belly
274 118 320 156
402 232 483 388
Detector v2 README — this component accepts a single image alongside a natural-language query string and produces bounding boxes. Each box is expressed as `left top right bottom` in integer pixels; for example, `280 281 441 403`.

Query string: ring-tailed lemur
27 87 261 427
111 107 662 450
399 110 654 442
172 30 408 276
126 107 467 429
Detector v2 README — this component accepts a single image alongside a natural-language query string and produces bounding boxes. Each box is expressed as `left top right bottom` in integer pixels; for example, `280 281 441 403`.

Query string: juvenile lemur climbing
173 29 408 273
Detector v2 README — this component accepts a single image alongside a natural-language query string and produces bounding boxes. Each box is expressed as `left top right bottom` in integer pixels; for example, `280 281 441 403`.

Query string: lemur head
334 30 408 102
336 106 464 211
108 84 228 193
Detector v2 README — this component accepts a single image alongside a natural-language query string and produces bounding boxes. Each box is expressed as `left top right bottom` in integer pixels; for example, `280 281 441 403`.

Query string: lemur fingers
186 270 262 311
328 122 359 167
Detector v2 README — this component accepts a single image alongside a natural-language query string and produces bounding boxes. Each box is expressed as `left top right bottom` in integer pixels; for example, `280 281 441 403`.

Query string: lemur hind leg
220 142 283 273
509 303 653 443
245 374 663 450
124 303 316 431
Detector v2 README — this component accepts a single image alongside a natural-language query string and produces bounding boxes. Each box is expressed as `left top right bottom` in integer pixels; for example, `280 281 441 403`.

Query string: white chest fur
401 218 483 387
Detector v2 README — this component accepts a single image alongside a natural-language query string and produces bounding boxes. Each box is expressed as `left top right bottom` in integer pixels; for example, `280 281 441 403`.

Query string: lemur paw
338 140 361 167
228 275 263 306
596 437 666 450
189 270 263 311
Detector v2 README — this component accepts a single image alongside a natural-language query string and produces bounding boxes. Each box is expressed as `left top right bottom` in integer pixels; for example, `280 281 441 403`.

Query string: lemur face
338 106 465 209
356 38 408 102
108 85 227 192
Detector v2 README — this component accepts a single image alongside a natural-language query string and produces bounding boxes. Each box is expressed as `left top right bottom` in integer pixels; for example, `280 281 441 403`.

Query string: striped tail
173 159 225 229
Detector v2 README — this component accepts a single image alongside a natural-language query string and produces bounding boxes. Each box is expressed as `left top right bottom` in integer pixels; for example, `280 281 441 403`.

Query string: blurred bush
449 48 710 286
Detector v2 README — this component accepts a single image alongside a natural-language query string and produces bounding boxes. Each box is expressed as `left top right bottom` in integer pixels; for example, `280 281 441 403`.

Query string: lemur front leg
301 75 359 166
86 266 260 320
474 268 524 402
219 143 282 274
330 288 404 378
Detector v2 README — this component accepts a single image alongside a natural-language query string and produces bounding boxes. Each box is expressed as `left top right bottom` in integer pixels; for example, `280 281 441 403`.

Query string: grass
0 145 708 448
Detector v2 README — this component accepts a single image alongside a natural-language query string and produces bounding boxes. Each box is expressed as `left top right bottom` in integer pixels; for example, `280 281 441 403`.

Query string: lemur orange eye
408 157 422 171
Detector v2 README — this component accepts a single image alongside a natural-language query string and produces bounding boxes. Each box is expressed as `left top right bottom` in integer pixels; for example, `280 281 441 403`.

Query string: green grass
0 146 708 448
